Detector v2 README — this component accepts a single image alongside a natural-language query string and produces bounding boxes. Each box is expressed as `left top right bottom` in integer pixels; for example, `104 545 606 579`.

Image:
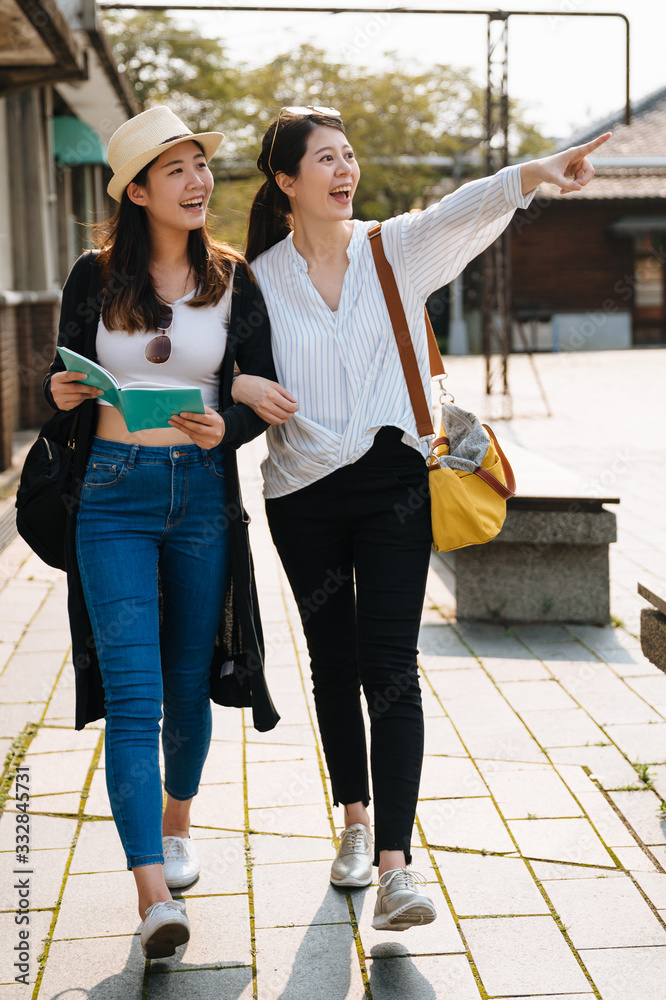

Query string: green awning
53 116 107 166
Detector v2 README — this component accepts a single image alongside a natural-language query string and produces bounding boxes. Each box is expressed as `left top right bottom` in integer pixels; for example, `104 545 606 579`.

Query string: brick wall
0 297 59 471
0 304 18 471
17 300 59 430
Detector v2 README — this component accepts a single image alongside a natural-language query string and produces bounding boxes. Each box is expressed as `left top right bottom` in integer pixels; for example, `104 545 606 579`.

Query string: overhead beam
16 0 87 77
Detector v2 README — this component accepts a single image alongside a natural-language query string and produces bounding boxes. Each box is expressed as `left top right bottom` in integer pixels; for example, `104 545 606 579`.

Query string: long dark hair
96 145 244 334
245 110 346 263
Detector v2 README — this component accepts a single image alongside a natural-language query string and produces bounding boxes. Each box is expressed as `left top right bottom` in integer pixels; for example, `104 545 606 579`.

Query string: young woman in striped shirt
233 107 609 930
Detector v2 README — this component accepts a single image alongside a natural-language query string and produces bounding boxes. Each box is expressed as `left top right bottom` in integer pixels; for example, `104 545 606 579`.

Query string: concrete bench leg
640 608 666 673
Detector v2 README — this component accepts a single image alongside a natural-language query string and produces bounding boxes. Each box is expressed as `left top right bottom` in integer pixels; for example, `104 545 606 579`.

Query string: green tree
102 11 238 131
222 44 552 221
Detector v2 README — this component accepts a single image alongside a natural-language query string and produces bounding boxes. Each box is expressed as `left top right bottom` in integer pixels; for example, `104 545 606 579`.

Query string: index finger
59 370 89 381
576 132 612 156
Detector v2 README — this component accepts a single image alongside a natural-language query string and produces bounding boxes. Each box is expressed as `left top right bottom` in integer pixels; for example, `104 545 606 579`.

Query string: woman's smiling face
127 139 214 231
278 125 360 222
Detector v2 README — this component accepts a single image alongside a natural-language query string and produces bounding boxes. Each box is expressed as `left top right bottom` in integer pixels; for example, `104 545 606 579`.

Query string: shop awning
53 116 107 166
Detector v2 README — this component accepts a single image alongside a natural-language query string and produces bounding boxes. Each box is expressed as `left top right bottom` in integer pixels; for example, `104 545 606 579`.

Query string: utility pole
484 10 512 416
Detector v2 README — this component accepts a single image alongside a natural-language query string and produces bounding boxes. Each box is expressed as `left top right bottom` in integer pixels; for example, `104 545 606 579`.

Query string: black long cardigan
43 251 280 732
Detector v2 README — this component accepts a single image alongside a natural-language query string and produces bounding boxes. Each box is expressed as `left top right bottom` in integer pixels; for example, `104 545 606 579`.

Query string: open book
57 347 206 433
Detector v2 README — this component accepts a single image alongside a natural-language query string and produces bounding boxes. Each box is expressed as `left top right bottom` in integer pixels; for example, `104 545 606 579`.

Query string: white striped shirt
252 164 535 498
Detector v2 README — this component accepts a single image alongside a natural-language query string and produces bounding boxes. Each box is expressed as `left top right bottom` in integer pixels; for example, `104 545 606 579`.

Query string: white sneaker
372 868 437 931
162 836 201 889
140 899 190 958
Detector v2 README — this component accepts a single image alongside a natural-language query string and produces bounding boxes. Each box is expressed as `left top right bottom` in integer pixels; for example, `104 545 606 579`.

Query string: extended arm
391 131 611 301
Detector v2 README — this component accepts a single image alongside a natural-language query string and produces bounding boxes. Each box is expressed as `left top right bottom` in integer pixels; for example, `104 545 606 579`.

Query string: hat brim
107 131 224 202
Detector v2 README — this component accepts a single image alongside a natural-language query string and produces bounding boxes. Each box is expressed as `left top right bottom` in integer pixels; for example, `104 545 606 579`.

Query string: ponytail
245 109 346 263
245 179 292 264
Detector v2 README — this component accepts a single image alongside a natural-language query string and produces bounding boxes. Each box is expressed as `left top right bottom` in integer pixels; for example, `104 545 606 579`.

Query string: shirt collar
287 221 359 274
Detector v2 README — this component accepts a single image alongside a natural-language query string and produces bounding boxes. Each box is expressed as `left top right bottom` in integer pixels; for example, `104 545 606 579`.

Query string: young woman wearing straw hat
232 107 610 930
43 106 295 958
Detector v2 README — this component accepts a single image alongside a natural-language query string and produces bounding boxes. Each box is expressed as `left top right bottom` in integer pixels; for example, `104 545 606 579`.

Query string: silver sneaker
140 898 190 958
372 868 437 931
330 823 373 887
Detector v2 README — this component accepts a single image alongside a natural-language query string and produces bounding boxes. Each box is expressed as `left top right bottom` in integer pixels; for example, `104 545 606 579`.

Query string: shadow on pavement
366 943 437 998
42 926 252 1000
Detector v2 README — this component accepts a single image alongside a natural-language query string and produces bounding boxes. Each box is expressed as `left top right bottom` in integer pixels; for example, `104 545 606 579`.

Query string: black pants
265 427 432 866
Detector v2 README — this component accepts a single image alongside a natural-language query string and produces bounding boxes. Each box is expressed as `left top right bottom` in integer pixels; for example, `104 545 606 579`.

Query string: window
633 234 666 344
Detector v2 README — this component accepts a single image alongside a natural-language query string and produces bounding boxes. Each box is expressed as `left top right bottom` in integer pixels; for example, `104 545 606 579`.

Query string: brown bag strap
425 309 446 379
368 223 439 438
473 425 516 498
368 224 516 497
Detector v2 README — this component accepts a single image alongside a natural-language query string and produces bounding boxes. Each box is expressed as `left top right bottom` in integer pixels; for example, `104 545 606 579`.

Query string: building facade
0 0 134 470
510 87 666 353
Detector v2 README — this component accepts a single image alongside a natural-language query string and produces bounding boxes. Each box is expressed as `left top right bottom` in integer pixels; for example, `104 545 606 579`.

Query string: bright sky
109 1 666 140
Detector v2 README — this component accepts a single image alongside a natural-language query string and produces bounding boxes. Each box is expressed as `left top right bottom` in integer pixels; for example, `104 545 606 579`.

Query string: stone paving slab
155 893 253 968
54 870 140 940
461 914 592 996
545 875 666 948
505 817 616 867
252 860 351 928
530 860 624 880
579 945 666 1000
608 791 666 845
431 852 549 916
612 845 662 873
547 745 641 790
418 797 516 853
483 766 583 819
576 790 640 849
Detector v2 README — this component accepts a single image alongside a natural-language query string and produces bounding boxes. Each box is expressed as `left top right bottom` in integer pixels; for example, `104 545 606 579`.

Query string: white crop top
95 281 233 411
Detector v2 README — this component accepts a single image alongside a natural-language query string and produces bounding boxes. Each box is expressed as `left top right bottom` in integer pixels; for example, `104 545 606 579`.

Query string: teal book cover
56 347 206 433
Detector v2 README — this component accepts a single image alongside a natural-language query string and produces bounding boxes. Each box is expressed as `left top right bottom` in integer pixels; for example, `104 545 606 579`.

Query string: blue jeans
76 437 228 869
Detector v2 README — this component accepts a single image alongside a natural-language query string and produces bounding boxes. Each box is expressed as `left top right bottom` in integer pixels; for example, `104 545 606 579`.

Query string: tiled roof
550 85 666 199
549 169 666 201
563 85 666 153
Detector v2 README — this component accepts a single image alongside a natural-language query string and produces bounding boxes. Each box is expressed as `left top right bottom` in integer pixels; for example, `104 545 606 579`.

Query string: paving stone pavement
1 349 665 999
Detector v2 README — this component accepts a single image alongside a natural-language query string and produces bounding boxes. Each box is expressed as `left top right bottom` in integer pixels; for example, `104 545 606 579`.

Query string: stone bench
437 443 619 624
639 584 666 673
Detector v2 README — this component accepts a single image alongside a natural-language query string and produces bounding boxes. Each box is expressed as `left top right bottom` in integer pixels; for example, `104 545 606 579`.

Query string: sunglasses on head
267 105 341 176
145 305 174 364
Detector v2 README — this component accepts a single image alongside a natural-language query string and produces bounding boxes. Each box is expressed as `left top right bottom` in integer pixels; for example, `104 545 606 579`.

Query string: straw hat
107 106 224 202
